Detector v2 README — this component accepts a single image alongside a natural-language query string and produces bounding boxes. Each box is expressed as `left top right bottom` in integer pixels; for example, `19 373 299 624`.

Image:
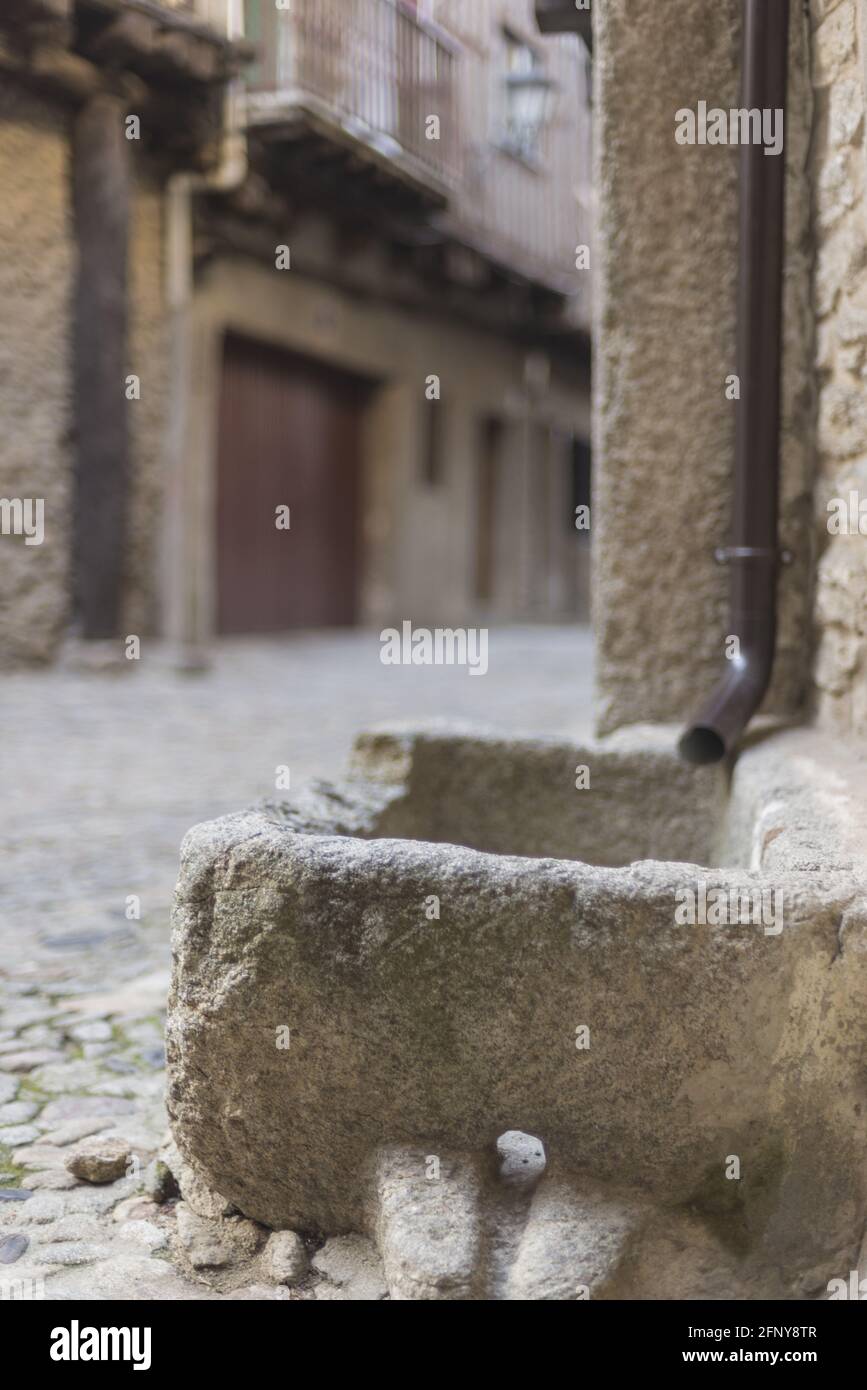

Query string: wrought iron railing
244 0 460 194
168 1 591 316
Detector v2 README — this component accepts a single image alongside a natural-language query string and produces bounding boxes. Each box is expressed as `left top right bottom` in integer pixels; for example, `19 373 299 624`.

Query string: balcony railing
166 1 590 323
244 0 460 198
145 1 226 28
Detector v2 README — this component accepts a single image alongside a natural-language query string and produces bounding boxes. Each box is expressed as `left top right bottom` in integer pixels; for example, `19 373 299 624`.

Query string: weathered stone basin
167 725 867 1299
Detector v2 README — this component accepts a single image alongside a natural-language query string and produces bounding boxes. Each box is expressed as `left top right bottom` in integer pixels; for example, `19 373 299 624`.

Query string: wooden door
216 333 369 633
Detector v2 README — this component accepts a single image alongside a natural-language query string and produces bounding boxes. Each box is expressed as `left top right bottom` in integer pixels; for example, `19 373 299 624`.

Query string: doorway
216 333 371 633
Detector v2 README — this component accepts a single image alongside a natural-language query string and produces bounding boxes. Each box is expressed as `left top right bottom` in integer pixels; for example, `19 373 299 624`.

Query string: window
500 30 554 162
421 398 446 487
571 437 592 539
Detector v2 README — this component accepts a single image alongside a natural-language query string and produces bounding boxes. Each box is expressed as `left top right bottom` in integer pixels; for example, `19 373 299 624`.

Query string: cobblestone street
1 627 593 1299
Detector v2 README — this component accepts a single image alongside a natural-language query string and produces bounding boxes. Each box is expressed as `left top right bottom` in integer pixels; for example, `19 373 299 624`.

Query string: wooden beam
535 0 592 45
0 37 103 103
144 30 221 84
81 10 222 84
0 0 72 30
29 43 103 100
82 11 156 65
224 171 291 223
72 92 130 639
200 207 583 350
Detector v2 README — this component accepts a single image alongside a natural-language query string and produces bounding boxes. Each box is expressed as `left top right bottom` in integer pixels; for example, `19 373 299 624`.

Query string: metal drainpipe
679 0 790 765
165 0 248 313
163 0 248 655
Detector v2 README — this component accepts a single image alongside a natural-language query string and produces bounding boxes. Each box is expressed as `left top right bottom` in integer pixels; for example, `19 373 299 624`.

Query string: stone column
72 92 130 639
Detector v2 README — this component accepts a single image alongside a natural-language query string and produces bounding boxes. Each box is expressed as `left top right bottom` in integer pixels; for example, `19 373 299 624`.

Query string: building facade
590 0 809 736
0 0 593 666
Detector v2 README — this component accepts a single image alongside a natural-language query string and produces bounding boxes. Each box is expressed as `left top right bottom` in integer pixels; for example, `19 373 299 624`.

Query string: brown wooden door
216 334 369 633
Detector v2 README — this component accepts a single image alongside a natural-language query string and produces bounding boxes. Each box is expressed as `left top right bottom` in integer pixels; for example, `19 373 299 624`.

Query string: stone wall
593 0 816 735
0 82 172 666
0 88 74 666
811 0 867 733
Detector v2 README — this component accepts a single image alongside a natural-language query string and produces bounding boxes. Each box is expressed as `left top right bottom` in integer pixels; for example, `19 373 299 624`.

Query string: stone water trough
166 724 867 1299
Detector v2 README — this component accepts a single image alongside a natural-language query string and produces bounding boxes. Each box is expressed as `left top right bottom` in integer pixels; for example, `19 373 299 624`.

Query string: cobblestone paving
1 627 593 1300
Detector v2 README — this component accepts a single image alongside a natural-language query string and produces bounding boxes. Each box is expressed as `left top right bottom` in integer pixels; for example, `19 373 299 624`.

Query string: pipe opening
678 725 726 766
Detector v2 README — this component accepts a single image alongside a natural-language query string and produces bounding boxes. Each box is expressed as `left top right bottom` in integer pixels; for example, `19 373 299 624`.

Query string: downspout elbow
678 626 775 766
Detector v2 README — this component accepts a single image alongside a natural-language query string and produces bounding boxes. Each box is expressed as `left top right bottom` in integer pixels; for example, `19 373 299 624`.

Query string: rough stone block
167 726 867 1298
262 1230 308 1286
812 0 857 88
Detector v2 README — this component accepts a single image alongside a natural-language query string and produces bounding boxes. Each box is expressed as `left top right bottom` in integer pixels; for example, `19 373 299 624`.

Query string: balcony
183 0 590 335
244 0 460 207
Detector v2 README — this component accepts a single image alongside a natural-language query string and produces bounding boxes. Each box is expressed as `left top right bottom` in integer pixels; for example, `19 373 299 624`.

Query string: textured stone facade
811 0 867 733
0 83 171 667
593 0 816 735
0 89 74 666
593 0 867 741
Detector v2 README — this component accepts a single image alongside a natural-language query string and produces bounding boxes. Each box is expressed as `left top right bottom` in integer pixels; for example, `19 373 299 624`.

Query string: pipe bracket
714 546 793 565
